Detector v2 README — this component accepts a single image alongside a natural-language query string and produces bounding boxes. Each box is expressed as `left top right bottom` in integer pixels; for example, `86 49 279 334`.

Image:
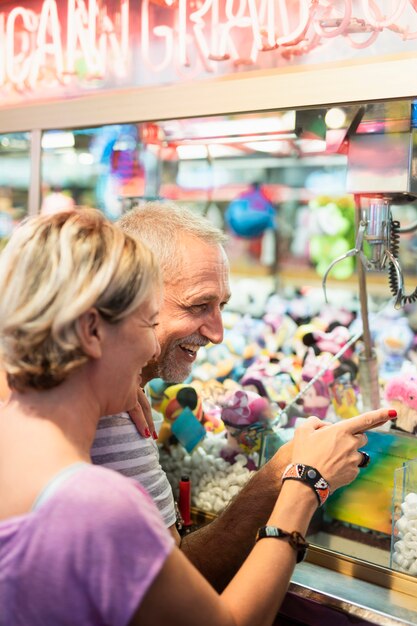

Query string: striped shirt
90 412 176 528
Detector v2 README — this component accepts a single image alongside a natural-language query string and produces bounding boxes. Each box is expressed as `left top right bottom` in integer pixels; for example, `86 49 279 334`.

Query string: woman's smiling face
103 291 161 414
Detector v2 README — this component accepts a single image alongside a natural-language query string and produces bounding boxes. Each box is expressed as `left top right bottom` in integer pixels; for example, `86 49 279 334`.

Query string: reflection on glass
38 101 417 583
0 133 30 249
41 124 162 221
36 105 417 288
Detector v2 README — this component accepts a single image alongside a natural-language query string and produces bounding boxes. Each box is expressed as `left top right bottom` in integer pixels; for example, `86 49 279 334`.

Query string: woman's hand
128 387 157 439
291 408 396 492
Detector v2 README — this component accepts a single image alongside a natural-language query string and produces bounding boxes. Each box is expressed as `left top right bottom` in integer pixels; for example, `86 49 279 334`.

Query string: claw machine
2 2 417 624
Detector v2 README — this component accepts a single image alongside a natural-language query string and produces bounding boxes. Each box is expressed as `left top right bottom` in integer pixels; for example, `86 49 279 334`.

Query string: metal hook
322 221 367 302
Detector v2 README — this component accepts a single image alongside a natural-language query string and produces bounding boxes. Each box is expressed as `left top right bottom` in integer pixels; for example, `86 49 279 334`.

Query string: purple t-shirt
0 465 174 626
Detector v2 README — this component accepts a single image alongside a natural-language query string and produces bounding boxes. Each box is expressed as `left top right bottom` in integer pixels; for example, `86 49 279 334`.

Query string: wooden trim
191 508 417 596
1 52 417 133
306 544 417 598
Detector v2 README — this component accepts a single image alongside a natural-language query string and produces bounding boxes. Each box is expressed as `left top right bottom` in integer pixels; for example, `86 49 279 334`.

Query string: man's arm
180 441 292 592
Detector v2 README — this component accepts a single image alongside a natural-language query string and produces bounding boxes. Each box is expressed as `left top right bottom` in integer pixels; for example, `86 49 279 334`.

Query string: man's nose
201 310 224 345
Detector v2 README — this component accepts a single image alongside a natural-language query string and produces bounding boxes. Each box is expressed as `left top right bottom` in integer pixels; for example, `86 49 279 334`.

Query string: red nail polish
152 431 158 440
388 409 397 418
144 428 151 438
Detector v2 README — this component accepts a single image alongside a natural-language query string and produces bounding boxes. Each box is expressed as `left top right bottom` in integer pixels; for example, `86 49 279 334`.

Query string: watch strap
255 526 309 563
282 463 330 507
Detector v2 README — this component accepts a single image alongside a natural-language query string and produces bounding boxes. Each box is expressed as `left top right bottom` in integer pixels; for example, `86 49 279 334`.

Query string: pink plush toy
220 389 274 453
298 349 333 419
385 372 417 434
303 324 353 358
221 389 271 427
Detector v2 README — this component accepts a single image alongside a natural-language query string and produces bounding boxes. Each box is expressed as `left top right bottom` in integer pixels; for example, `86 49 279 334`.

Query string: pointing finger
341 408 397 435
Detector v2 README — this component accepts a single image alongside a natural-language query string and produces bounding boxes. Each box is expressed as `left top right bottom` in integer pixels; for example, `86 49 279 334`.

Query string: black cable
388 219 417 305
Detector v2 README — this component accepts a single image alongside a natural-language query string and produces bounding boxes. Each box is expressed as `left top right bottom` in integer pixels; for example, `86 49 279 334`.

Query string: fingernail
152 431 158 440
388 410 397 418
144 428 151 438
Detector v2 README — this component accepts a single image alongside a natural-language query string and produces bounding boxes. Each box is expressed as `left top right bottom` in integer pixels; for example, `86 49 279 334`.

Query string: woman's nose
153 336 161 360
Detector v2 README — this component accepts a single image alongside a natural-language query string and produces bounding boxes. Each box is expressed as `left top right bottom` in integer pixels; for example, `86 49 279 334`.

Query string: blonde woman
0 209 395 626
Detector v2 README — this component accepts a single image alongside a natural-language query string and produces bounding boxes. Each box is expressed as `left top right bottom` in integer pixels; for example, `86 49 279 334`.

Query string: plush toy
151 382 205 448
385 370 417 434
302 323 353 359
262 313 298 354
220 389 275 453
299 348 333 419
190 378 235 434
300 376 331 420
240 357 299 411
329 372 359 420
312 303 355 330
375 315 414 379
307 195 356 279
226 278 273 318
292 321 327 359
204 344 236 382
225 184 275 239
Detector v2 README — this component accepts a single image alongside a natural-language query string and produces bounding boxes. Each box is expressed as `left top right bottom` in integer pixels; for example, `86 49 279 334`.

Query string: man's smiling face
142 234 231 384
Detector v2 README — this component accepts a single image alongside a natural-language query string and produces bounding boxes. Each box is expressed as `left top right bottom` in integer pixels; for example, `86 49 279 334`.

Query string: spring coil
388 219 417 305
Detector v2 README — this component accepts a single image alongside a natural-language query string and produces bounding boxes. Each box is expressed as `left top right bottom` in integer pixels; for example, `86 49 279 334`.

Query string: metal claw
322 221 368 303
322 248 359 303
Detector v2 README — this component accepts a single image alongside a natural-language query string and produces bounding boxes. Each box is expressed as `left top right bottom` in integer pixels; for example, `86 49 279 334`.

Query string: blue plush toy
225 184 275 238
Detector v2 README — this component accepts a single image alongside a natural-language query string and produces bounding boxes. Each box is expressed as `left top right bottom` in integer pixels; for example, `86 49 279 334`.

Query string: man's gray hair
118 201 227 280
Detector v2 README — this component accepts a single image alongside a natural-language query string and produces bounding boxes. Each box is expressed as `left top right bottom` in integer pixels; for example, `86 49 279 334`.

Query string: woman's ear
76 308 103 359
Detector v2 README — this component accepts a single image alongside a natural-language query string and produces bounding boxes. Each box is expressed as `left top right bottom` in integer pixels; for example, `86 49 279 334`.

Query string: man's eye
190 304 207 313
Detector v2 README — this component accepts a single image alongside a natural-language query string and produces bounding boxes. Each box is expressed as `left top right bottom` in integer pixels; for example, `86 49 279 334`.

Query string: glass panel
156 110 347 279
41 124 158 221
39 100 417 579
0 132 30 248
144 101 417 579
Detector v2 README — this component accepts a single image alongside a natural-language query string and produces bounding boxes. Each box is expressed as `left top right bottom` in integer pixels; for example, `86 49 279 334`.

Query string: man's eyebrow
189 293 231 304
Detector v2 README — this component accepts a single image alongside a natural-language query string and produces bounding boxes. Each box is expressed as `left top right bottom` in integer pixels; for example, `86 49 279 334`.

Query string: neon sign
0 0 129 91
1 0 417 101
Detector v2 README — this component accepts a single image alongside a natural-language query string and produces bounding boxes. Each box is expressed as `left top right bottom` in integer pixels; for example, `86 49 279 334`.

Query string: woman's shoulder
65 464 160 515
33 464 174 561
3 464 174 626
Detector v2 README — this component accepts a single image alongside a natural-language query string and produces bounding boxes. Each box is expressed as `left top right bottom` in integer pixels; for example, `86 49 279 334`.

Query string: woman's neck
0 378 102 519
1 373 101 458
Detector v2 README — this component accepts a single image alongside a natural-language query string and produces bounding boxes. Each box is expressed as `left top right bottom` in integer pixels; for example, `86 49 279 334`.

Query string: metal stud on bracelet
282 463 330 507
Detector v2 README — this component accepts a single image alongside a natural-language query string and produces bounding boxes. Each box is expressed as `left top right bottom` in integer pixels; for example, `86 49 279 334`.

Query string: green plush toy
308 195 356 279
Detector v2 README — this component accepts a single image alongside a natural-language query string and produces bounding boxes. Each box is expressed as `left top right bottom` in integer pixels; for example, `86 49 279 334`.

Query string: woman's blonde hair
0 209 160 392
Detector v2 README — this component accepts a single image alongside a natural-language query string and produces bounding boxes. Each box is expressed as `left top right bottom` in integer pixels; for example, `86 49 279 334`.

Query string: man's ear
76 308 103 359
